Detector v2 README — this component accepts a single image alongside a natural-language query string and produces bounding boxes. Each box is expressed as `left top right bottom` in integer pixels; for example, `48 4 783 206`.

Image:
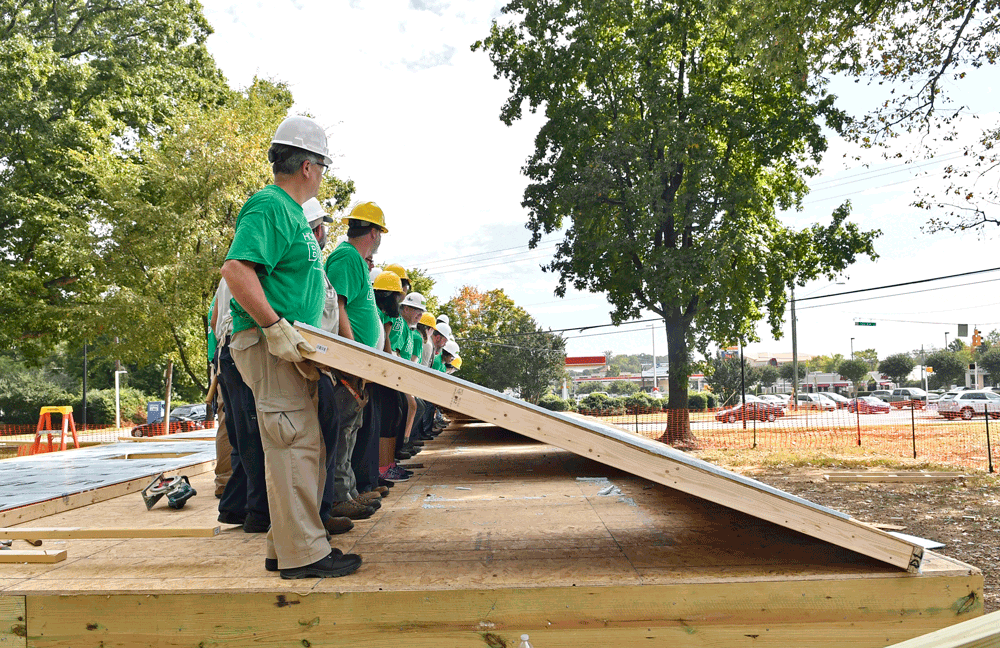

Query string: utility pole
650 325 657 393
791 285 798 410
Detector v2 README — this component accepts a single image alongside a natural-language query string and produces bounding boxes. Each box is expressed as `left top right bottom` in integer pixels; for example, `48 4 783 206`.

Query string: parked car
871 390 893 400
760 395 787 408
794 393 837 411
885 388 928 409
821 392 851 409
936 390 1000 420
715 398 786 423
770 393 791 405
847 396 891 414
130 404 208 437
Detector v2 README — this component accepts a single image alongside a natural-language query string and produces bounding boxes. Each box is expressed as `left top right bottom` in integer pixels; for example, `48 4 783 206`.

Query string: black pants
217 341 269 523
352 384 381 495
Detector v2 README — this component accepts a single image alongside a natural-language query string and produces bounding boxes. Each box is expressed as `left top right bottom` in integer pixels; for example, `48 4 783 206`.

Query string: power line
794 266 1000 302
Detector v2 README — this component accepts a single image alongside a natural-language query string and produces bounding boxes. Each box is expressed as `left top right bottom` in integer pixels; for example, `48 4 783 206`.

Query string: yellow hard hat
383 263 408 280
373 271 403 293
451 356 462 370
419 312 436 328
343 201 388 233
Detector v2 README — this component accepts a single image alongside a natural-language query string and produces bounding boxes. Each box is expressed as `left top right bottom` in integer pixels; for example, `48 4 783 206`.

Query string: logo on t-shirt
303 233 321 266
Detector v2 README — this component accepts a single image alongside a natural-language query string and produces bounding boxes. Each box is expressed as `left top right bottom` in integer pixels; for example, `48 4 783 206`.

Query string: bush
75 388 151 425
0 371 76 424
580 392 625 415
688 391 708 411
608 380 639 396
625 392 661 413
538 393 571 412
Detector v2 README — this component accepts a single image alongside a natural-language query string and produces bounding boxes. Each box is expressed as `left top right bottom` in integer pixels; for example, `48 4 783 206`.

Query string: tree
476 0 878 447
406 268 441 315
706 354 760 407
76 81 355 394
855 348 879 370
779 362 806 383
757 365 779 392
879 353 915 385
923 350 966 390
978 349 1000 386
0 0 230 358
441 286 566 403
837 359 870 395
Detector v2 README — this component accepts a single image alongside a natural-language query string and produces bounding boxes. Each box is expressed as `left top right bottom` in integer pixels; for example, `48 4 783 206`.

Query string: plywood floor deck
0 422 985 647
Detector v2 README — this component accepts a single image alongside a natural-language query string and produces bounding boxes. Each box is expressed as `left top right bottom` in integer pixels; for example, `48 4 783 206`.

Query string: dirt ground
697 452 1000 614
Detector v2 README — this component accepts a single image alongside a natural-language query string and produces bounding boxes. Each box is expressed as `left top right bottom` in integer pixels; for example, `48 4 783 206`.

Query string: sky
200 0 1000 366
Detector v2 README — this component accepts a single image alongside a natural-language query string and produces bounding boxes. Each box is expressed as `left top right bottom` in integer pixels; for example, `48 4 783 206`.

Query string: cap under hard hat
271 115 333 166
373 271 404 293
419 312 436 328
343 202 388 233
401 292 426 311
302 198 333 227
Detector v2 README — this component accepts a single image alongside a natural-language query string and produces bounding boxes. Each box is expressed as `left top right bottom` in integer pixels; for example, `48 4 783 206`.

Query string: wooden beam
0 550 66 564
825 472 966 483
117 436 215 443
0 595 26 648
296 323 925 572
0 527 220 540
0 460 215 527
885 610 1000 647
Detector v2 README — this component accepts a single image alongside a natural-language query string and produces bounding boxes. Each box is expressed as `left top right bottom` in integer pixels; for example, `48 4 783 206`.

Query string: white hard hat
401 292 426 311
434 322 452 340
444 339 459 356
436 314 450 325
272 115 333 166
302 198 333 227
369 268 382 284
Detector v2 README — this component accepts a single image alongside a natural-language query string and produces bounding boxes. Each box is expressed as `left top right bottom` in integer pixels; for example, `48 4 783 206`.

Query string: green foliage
624 392 662 413
688 392 708 411
538 393 573 412
76 388 149 426
406 268 441 315
573 382 604 395
779 362 806 382
978 349 1000 386
757 365 779 390
837 359 870 389
854 348 879 370
607 380 639 396
879 353 916 384
0 0 230 359
924 350 966 390
707 354 760 407
0 361 76 424
442 286 565 403
475 0 879 443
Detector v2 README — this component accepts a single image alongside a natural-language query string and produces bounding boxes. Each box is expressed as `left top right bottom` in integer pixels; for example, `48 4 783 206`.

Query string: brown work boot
323 516 354 535
374 486 390 497
329 499 375 520
356 492 382 509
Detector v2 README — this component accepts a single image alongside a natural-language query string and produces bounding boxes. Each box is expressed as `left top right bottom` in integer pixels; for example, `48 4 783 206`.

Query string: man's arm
220 260 278 327
337 295 354 341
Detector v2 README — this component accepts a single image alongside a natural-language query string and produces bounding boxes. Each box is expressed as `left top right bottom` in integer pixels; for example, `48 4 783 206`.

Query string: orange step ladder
30 406 80 455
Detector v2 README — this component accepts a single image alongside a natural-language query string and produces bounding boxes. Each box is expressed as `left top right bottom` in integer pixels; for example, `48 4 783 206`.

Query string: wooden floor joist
0 527 220 540
885 610 1000 647
297 323 926 572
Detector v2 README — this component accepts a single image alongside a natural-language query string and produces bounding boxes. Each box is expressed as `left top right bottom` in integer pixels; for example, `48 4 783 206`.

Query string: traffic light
972 328 982 347
925 366 934 374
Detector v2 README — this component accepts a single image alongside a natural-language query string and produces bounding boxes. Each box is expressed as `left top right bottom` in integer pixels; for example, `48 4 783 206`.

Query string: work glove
261 318 315 364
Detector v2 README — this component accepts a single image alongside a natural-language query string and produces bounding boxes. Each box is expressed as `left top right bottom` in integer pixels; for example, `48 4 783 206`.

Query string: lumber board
117 435 214 443
885 610 1000 648
0 551 66 564
825 472 966 483
296 323 924 572
0 527 220 540
0 460 214 527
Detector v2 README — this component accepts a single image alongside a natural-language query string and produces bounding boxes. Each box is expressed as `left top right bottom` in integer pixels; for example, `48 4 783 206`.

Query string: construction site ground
696 448 1000 614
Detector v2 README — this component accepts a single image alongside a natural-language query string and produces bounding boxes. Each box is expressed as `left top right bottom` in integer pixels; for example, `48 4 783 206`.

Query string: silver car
937 390 1000 420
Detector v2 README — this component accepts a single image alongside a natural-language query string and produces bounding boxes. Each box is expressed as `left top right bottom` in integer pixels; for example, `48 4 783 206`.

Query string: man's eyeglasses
311 160 329 176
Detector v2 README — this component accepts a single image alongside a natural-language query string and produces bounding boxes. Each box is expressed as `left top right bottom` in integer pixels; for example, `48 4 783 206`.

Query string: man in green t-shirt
323 202 388 520
220 115 361 580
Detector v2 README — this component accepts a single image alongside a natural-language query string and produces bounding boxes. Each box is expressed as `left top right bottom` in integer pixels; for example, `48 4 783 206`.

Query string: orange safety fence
1 420 217 456
583 402 999 472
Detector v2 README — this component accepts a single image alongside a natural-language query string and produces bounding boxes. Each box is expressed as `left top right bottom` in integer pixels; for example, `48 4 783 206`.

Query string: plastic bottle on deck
518 634 534 648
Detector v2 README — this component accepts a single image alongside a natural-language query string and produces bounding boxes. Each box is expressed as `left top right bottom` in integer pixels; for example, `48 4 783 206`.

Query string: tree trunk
658 315 699 448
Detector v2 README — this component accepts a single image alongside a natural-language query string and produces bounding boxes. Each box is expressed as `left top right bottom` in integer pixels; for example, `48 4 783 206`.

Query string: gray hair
268 143 322 176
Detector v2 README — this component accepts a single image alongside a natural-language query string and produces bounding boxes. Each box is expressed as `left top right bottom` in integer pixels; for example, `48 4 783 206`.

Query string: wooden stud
0 527 220 540
825 472 966 483
296 324 925 572
0 550 66 564
884 610 1000 647
117 436 215 443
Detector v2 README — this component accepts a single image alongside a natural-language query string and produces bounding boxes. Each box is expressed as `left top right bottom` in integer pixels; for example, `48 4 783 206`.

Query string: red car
847 396 891 414
714 400 785 423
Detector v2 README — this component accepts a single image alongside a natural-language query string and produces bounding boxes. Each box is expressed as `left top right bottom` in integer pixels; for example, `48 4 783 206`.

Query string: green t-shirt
389 316 411 358
225 185 325 335
409 329 423 362
432 353 446 372
325 241 381 349
207 297 217 362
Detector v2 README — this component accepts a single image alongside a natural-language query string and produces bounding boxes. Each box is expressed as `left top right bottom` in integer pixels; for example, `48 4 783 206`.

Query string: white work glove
261 318 315 363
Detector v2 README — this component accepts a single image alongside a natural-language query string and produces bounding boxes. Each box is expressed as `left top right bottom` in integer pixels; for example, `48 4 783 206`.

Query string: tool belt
324 368 368 407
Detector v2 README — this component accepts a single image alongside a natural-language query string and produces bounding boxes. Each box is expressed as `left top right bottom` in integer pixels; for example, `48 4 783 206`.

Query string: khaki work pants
229 328 329 570
213 389 231 497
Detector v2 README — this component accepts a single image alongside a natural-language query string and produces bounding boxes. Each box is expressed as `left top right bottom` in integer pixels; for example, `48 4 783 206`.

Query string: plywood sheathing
296 324 925 572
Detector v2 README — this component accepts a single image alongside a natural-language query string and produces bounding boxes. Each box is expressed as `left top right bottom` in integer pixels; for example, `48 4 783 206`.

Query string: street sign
854 321 876 327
